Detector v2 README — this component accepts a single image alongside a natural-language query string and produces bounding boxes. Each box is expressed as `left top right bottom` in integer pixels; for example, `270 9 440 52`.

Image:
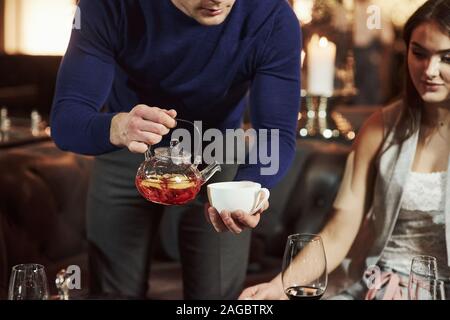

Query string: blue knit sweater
51 0 301 188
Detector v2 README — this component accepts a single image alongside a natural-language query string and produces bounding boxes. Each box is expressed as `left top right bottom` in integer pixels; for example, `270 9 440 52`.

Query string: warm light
299 128 308 137
322 129 333 139
5 0 77 55
292 0 313 25
347 131 356 140
319 37 329 48
307 34 337 97
343 0 355 11
373 0 427 28
301 50 306 69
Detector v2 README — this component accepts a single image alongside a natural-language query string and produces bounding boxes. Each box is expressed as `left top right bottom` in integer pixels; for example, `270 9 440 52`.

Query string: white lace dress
378 171 450 279
330 171 449 300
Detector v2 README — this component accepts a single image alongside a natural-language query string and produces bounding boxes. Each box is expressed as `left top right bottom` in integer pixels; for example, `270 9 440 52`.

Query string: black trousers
86 148 252 299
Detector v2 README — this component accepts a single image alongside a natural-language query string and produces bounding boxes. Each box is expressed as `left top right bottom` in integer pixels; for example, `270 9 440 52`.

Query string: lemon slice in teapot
140 177 163 189
166 175 196 189
140 174 196 190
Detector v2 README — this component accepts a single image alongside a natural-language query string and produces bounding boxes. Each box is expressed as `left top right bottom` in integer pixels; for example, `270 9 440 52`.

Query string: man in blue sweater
51 0 301 299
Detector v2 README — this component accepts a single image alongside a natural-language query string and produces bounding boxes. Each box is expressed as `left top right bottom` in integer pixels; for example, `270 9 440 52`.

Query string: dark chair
247 140 351 295
0 141 92 299
0 138 353 299
0 55 62 119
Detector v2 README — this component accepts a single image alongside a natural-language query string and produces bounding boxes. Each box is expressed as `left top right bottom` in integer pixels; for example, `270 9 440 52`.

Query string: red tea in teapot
136 174 203 205
135 133 221 205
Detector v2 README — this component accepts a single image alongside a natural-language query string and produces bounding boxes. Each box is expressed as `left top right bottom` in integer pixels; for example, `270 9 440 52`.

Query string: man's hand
110 105 177 153
204 199 269 234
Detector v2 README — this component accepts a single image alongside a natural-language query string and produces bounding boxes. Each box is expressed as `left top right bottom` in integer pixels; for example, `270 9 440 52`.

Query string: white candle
343 0 354 11
307 35 336 97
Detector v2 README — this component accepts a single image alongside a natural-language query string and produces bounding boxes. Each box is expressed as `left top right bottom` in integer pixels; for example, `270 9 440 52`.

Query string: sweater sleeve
234 5 302 189
50 0 122 155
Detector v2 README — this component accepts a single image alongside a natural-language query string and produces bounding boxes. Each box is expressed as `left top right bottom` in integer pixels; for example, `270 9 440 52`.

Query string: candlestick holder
298 92 356 142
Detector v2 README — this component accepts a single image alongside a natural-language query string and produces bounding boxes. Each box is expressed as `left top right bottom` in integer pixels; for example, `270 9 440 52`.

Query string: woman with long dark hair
240 0 450 300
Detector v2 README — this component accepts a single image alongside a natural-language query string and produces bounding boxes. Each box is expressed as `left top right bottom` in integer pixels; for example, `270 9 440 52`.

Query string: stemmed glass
408 255 440 300
8 264 49 300
281 233 327 300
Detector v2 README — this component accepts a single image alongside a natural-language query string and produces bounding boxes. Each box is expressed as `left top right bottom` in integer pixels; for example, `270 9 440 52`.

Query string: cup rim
207 181 261 189
411 255 437 262
12 264 45 272
288 233 322 243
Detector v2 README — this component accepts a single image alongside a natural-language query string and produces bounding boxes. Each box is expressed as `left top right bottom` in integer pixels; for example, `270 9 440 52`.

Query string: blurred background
0 0 76 120
0 0 431 300
290 0 429 105
0 0 429 119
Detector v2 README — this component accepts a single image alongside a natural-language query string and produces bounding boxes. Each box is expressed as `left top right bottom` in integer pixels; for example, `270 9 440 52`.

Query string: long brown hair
396 0 450 143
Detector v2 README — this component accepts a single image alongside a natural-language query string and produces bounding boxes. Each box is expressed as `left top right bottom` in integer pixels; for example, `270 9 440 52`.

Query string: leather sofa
0 138 352 299
0 141 92 299
256 139 351 256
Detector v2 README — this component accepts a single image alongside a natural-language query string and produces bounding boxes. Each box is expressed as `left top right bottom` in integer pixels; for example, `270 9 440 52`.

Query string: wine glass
281 233 327 300
408 255 438 300
8 264 49 300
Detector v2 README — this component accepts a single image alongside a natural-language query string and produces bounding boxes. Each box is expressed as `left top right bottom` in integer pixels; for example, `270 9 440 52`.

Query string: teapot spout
200 161 221 184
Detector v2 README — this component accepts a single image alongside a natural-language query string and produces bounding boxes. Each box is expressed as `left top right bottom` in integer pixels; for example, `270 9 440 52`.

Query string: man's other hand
204 200 269 234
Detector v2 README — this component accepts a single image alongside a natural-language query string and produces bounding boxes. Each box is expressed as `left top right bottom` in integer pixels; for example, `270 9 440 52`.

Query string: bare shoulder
352 109 385 161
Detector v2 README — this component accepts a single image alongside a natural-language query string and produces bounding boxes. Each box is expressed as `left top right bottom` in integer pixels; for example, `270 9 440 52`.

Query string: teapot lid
154 139 191 164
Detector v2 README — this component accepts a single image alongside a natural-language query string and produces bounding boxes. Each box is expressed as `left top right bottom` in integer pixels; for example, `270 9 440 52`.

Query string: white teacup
207 181 270 215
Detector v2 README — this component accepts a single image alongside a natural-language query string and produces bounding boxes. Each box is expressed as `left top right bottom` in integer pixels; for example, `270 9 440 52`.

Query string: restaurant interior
0 0 442 300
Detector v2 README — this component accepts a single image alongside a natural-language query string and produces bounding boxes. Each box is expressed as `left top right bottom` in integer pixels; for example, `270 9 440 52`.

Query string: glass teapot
135 120 221 205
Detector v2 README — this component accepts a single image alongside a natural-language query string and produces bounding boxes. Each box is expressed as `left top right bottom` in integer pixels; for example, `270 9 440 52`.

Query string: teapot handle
175 118 202 164
143 118 201 162
144 139 177 161
145 145 154 161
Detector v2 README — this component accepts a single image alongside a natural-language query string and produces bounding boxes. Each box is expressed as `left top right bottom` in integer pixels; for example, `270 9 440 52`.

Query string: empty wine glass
8 264 49 300
282 233 327 300
408 255 438 300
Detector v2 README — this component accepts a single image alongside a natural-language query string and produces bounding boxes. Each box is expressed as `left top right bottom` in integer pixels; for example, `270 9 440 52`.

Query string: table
0 117 51 149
